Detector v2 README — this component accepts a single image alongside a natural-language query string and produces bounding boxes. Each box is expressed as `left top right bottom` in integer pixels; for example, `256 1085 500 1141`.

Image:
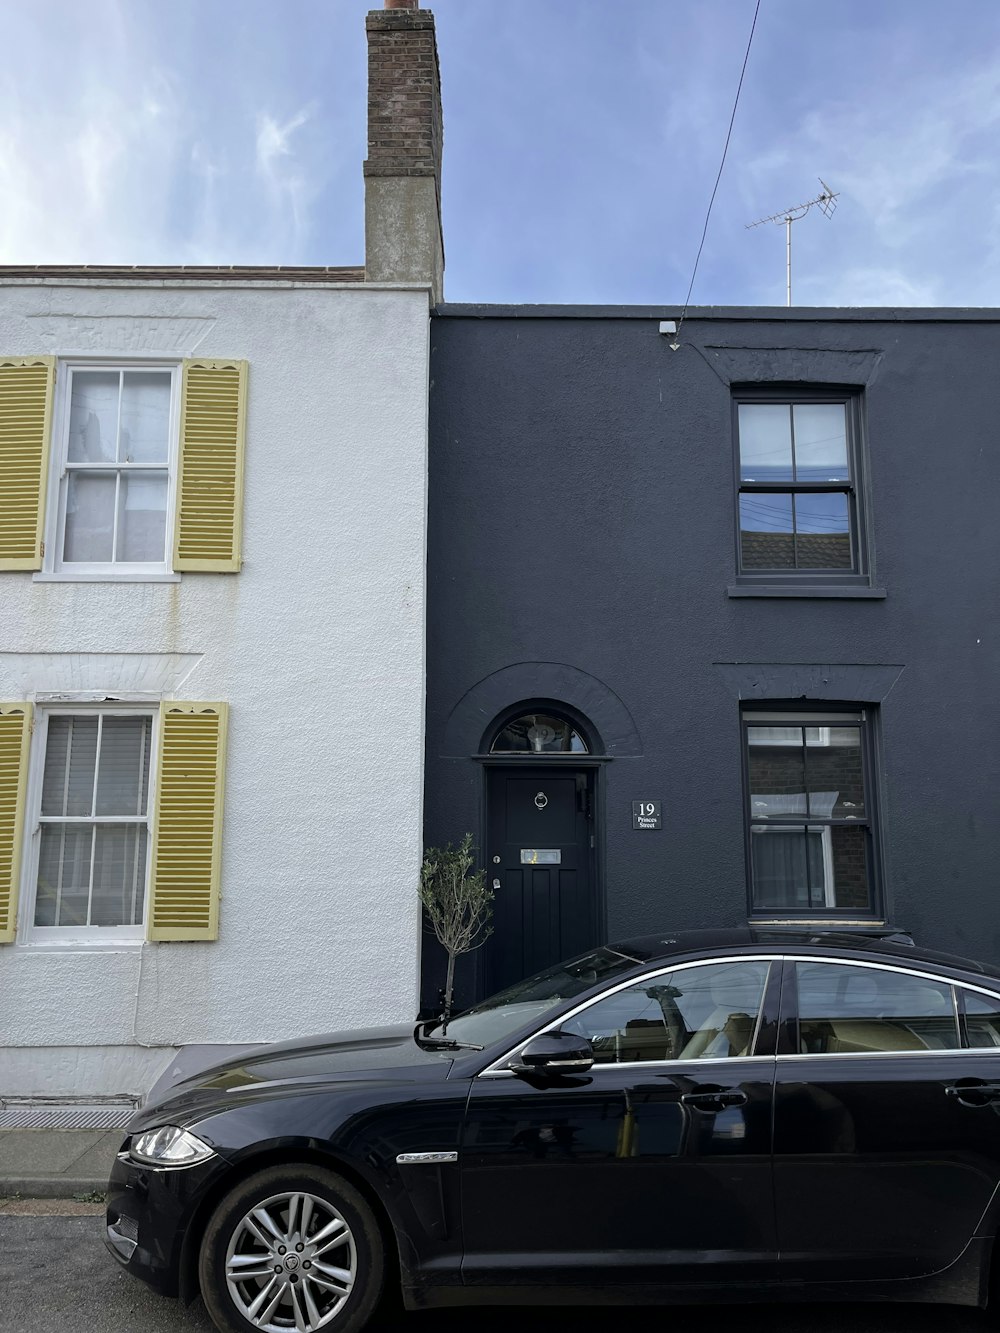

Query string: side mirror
508 1030 594 1077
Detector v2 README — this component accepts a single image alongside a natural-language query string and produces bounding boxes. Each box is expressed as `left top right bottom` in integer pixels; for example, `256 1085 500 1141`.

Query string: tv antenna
746 178 839 306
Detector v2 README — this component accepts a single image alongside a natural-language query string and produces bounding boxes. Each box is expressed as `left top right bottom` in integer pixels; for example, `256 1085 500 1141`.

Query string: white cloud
0 9 332 266
256 107 312 177
810 266 940 309
0 69 191 264
739 50 1000 305
254 105 318 244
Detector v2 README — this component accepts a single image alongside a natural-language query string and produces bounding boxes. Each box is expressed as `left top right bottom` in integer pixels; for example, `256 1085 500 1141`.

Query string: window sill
33 572 181 584
750 918 886 929
16 937 145 951
728 584 886 599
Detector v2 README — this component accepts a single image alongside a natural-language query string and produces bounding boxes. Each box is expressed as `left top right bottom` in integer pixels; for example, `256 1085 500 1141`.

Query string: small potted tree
419 834 493 1031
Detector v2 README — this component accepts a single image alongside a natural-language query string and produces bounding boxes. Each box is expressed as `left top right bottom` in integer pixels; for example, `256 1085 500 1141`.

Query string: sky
3 0 1000 307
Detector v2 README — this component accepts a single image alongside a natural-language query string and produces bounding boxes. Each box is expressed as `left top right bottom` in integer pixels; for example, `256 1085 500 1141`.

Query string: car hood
132 1024 455 1131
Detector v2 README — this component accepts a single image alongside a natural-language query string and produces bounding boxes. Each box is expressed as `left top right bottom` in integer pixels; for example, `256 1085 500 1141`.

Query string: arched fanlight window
489 711 589 754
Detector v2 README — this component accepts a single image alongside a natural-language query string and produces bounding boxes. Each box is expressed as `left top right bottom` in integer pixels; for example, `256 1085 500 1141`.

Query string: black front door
485 767 598 995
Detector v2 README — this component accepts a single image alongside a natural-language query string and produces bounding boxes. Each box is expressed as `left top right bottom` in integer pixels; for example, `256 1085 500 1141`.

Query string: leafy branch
419 834 493 1029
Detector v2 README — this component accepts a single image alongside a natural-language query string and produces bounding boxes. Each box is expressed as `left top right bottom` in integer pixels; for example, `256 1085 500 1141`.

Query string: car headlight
130 1125 215 1168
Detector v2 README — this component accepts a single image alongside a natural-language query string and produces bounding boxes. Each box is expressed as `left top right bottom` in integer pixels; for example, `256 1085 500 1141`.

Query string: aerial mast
746 179 839 306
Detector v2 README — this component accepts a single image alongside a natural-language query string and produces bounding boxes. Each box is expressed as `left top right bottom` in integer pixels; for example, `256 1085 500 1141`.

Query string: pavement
0 1042 255 1197
0 1127 121 1197
0 1206 994 1333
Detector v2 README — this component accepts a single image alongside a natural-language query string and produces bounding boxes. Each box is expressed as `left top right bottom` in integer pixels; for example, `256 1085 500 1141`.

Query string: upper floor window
734 390 869 587
49 365 178 575
0 354 247 578
743 710 880 918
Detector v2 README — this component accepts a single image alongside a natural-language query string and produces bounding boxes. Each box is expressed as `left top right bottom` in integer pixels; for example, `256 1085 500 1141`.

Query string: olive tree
419 834 493 1029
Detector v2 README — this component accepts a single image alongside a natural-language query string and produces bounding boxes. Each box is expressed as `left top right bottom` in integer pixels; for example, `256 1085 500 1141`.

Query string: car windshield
426 947 645 1048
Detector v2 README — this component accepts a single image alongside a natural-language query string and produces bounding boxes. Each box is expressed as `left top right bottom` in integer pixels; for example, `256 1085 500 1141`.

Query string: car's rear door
774 956 1000 1282
460 955 780 1290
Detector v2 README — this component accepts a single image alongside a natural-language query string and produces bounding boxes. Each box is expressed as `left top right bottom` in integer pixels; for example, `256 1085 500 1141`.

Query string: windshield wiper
412 1021 483 1052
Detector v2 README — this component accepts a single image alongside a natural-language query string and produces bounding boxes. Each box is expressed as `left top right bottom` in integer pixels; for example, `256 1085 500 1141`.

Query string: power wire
671 0 762 348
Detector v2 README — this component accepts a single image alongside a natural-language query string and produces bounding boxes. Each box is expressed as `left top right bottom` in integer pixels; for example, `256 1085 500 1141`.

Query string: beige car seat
677 970 762 1060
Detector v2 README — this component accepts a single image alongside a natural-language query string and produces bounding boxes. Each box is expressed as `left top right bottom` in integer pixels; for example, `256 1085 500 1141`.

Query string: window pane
828 825 871 910
805 726 866 819
751 826 827 911
740 492 794 568
561 960 770 1063
796 963 958 1054
91 824 147 926
490 712 588 753
794 492 852 569
792 403 849 481
41 716 98 816
95 716 152 815
120 372 171 464
64 473 116 563
738 404 793 482
750 722 868 825
35 824 93 926
117 472 167 562
751 826 871 912
964 991 1000 1049
68 371 119 463
748 726 805 820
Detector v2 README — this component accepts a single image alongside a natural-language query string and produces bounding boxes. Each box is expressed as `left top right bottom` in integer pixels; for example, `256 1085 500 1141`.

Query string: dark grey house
423 305 1000 1010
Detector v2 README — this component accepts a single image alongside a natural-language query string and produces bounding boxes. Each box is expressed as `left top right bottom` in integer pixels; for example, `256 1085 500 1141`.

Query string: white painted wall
0 280 429 1097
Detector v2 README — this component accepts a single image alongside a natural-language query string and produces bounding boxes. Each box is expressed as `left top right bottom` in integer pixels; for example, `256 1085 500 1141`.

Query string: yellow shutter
148 702 228 941
173 359 247 573
0 703 32 943
0 357 55 570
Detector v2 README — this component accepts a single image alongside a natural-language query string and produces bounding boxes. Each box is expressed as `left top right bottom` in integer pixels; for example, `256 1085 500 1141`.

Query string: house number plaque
632 800 661 830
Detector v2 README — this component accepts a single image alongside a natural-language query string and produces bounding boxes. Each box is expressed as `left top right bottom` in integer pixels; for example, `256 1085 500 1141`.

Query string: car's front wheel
199 1163 386 1333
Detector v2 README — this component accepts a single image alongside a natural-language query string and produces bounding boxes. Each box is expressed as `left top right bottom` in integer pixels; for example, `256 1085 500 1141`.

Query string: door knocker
534 791 548 810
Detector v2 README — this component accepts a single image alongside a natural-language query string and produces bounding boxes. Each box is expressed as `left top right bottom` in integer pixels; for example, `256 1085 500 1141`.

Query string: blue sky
3 1 1000 306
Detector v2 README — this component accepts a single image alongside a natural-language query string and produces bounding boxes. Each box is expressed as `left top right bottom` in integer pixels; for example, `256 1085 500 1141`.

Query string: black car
107 927 1000 1332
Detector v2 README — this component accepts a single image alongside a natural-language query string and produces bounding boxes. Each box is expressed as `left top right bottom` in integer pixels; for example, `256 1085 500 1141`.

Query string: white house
0 2 444 1102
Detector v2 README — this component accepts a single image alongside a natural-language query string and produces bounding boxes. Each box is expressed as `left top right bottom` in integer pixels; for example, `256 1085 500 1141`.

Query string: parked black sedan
107 927 1000 1332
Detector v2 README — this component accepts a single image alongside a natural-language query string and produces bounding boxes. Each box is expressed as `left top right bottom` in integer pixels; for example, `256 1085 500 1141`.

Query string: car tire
199 1163 386 1333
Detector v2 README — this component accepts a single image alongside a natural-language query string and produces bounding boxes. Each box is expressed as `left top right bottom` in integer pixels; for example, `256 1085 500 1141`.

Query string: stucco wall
0 281 429 1093
426 308 1000 1007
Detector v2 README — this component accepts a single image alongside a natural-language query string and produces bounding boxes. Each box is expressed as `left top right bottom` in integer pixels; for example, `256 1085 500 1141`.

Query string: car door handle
945 1079 1000 1107
680 1087 748 1111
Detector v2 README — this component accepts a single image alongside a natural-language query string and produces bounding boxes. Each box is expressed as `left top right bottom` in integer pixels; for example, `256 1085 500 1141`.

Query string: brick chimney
364 3 444 301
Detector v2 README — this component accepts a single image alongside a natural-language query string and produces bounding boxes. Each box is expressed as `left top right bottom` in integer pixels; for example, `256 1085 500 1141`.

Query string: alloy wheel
224 1190 357 1331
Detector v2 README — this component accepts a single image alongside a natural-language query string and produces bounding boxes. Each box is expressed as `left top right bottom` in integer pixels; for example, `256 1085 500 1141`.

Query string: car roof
610 927 1000 986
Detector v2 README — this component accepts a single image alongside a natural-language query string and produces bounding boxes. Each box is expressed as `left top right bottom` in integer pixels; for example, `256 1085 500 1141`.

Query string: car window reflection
963 988 1000 1048
432 947 644 1048
795 962 959 1054
559 961 771 1064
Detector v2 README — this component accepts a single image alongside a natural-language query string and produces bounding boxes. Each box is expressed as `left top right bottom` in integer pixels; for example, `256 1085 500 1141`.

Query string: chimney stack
364 3 444 301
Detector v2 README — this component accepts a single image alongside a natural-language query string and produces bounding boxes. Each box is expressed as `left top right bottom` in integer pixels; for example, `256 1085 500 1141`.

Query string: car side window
962 989 1000 1048
559 960 770 1064
795 962 959 1055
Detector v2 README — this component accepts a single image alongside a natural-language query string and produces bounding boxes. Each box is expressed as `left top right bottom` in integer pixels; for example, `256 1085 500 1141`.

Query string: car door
774 956 1000 1282
460 956 780 1289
